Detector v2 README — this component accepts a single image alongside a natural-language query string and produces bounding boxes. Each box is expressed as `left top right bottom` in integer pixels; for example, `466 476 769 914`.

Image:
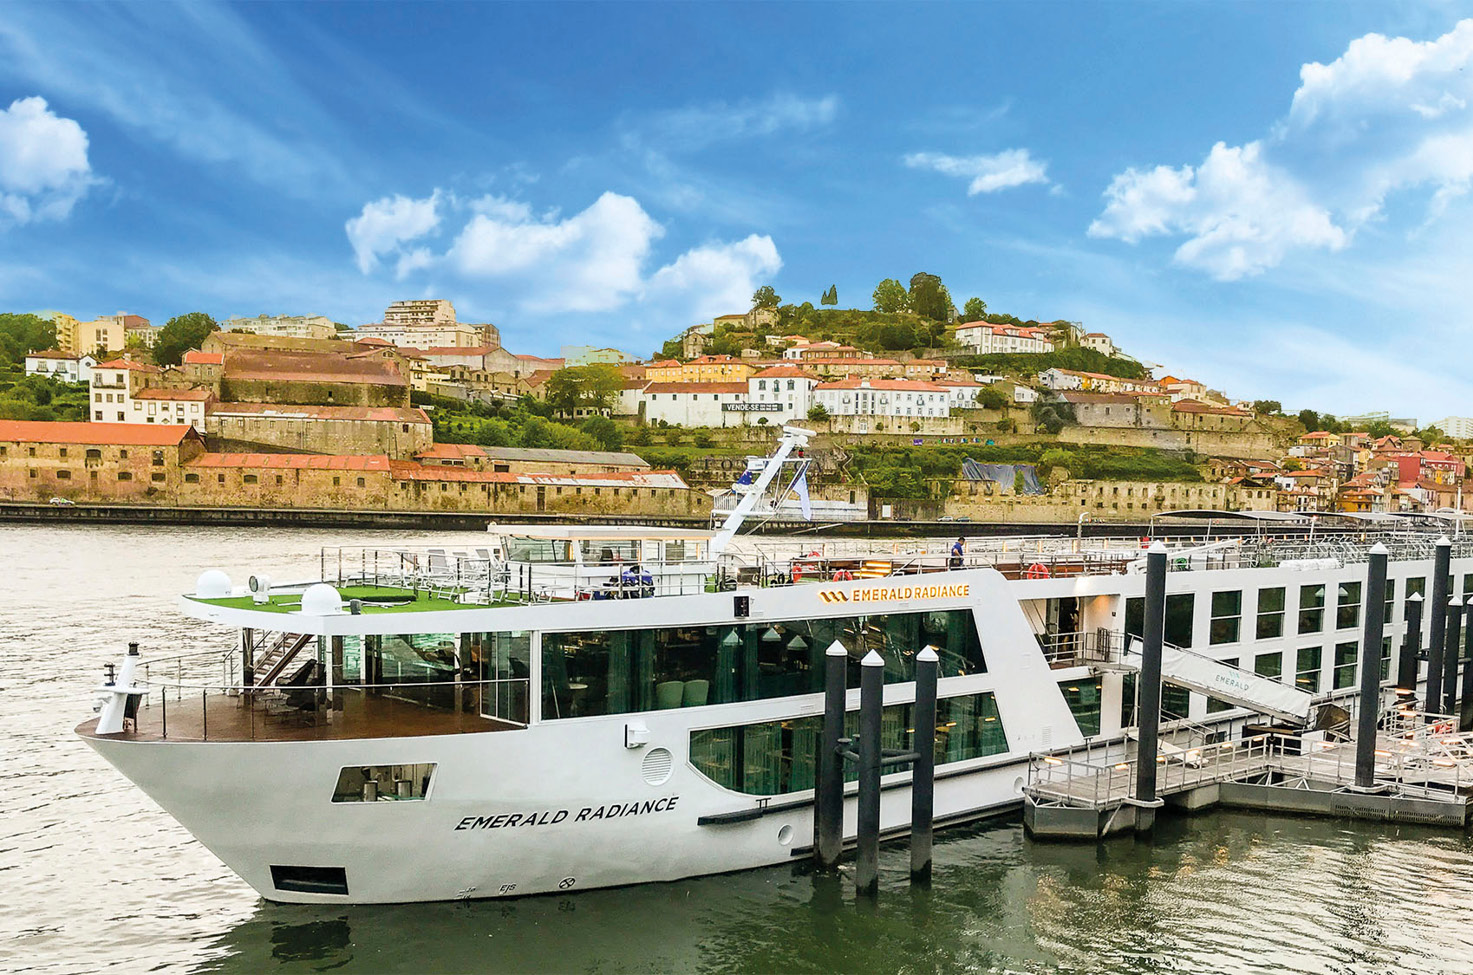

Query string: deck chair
655 681 685 709
682 680 710 707
854 560 893 579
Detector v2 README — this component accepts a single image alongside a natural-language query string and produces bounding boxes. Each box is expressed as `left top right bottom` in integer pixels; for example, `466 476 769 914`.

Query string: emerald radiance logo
818 583 970 604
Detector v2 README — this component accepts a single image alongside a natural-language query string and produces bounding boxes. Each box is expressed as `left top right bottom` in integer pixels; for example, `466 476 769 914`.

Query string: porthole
642 747 674 786
777 824 794 846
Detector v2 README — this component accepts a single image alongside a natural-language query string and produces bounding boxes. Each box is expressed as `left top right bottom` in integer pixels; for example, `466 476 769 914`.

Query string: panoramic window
1124 593 1195 647
1296 647 1322 692
541 609 985 721
688 692 1007 796
332 763 435 802
1298 584 1326 634
1209 591 1242 645
1058 679 1103 736
1333 641 1359 689
1336 582 1361 630
1254 651 1283 681
1256 587 1285 640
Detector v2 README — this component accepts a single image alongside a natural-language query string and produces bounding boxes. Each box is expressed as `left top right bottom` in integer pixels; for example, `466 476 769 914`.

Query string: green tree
0 313 57 368
154 312 218 366
872 278 908 313
962 297 987 321
1251 400 1283 415
976 385 1008 410
821 285 838 306
692 430 714 448
579 415 625 451
807 402 830 422
543 364 624 418
751 285 781 309
907 272 952 322
1297 409 1320 432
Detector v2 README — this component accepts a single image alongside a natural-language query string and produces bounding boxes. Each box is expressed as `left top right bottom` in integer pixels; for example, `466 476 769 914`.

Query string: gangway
1119 636 1313 725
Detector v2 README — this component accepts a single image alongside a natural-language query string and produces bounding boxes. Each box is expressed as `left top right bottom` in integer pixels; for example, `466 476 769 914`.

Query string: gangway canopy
1122 638 1313 724
490 525 716 541
1151 509 1315 523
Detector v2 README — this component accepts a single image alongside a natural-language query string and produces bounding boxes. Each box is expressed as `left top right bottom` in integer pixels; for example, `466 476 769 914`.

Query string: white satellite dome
195 570 233 599
300 583 344 616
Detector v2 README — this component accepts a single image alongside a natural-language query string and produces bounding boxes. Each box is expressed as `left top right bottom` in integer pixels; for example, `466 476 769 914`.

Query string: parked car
48 497 75 506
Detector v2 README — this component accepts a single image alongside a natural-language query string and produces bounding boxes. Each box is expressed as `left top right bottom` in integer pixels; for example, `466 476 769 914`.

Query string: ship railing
136 646 240 691
125 676 531 742
1037 629 1121 668
1025 733 1283 810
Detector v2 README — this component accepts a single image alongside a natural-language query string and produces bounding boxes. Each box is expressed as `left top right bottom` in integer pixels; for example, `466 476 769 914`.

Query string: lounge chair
682 680 710 707
655 681 684 709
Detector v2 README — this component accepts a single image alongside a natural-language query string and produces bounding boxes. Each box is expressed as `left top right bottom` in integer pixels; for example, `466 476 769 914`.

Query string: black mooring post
1133 542 1168 828
1426 536 1451 715
1444 596 1464 717
1354 544 1388 789
1460 635 1473 732
815 640 848 871
910 647 939 885
1397 593 1423 702
856 650 884 899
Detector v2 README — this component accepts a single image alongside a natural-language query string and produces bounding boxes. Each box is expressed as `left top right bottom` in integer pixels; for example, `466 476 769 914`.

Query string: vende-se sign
722 403 784 412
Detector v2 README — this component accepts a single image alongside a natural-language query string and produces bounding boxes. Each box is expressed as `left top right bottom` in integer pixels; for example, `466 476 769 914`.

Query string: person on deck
950 536 965 569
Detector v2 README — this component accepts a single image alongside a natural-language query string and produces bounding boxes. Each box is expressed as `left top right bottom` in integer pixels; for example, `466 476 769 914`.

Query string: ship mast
710 425 813 556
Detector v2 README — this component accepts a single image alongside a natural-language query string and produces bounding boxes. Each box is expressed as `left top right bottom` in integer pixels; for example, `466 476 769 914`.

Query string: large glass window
542 609 986 720
1296 647 1322 692
1407 577 1426 600
1125 593 1195 647
1299 584 1326 634
332 763 435 802
1207 659 1239 713
688 692 1007 796
1059 679 1103 736
1256 587 1285 640
1334 641 1359 689
1255 651 1283 681
1383 580 1395 632
1161 683 1192 720
1210 591 1242 645
1337 582 1362 630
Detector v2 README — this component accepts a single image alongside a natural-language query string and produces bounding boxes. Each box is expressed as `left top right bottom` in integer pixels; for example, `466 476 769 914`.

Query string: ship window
1207 658 1240 713
270 865 348 896
1382 579 1395 630
1256 587 1285 640
1161 683 1191 720
1298 584 1325 634
1406 577 1426 603
1336 582 1361 630
1058 679 1102 736
1124 593 1194 647
1296 646 1322 692
578 539 639 563
541 609 986 721
1209 591 1241 645
688 692 1007 796
506 537 571 563
1333 641 1359 689
1255 651 1283 681
332 763 435 802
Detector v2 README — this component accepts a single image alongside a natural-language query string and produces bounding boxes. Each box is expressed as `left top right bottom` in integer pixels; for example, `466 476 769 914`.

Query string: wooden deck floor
81 687 521 742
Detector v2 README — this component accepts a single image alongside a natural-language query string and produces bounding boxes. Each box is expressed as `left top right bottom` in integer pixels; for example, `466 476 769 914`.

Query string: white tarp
1123 640 1313 723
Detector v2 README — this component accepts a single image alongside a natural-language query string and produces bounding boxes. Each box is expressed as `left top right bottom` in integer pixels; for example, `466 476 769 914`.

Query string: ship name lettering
456 797 679 832
574 796 680 822
848 583 969 603
455 809 571 831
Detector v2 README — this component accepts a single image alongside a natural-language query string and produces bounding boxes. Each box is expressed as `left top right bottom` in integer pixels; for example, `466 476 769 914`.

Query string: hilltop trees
907 272 952 322
872 278 908 314
0 313 55 370
544 363 625 418
155 312 218 366
962 297 987 321
821 285 838 306
751 285 781 309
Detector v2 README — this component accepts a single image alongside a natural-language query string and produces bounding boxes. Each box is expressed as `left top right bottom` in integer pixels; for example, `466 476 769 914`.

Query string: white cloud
644 235 782 324
0 96 96 225
449 191 663 313
903 149 1050 195
1089 141 1347 280
1091 20 1473 279
344 191 442 274
636 93 839 151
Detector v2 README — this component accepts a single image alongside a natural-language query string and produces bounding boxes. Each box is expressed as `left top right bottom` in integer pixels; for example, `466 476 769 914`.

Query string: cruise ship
80 428 1471 903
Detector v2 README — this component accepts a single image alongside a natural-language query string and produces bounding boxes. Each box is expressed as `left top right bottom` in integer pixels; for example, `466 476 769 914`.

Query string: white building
25 351 96 384
746 366 818 423
640 382 748 427
1435 416 1473 440
1080 332 1117 356
813 379 952 419
938 379 986 410
224 314 337 340
384 299 456 327
354 321 486 349
954 322 1055 354
130 387 213 432
89 358 161 424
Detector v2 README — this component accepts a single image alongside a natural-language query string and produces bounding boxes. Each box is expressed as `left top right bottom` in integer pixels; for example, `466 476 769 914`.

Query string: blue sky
3 2 1473 419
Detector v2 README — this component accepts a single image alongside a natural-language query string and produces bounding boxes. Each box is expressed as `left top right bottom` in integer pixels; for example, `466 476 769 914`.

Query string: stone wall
1057 425 1279 459
219 376 411 409
0 438 204 503
205 411 432 458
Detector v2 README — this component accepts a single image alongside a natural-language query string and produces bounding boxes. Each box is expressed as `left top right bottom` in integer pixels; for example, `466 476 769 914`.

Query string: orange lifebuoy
791 562 803 582
834 568 853 582
1026 562 1051 579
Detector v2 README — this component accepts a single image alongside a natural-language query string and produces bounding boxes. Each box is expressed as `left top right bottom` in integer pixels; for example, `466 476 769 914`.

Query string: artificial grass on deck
188 585 491 615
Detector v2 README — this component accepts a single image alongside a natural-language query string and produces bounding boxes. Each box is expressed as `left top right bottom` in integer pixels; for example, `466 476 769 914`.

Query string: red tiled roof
206 403 430 423
817 379 944 392
1171 399 1251 416
417 345 499 356
802 357 901 366
134 388 213 402
94 358 160 373
25 350 83 360
643 382 748 394
354 337 393 346
182 351 224 366
222 349 407 386
415 443 489 460
751 365 819 380
186 453 393 471
0 420 198 446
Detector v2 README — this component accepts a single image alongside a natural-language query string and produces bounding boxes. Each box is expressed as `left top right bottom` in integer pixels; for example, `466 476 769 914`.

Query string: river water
3 523 1472 975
